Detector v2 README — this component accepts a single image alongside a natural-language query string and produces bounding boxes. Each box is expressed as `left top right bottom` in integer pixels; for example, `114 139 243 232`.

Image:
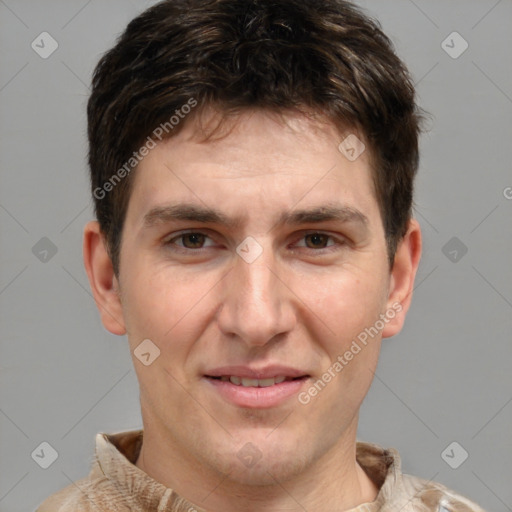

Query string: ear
381 218 422 338
83 220 127 335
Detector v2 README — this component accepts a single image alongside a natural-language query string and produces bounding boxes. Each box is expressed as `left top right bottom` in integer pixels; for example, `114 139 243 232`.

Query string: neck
135 417 379 512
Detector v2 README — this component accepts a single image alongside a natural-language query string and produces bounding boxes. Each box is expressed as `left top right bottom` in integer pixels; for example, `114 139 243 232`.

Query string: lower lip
204 377 309 409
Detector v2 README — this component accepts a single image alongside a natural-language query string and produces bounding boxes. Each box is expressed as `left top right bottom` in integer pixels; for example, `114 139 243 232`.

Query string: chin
205 437 311 487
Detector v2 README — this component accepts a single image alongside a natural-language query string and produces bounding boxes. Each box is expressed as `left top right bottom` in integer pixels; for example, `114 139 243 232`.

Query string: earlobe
381 218 422 339
83 221 127 335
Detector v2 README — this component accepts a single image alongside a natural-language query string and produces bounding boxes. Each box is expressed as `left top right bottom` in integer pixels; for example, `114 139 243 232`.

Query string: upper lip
204 365 309 379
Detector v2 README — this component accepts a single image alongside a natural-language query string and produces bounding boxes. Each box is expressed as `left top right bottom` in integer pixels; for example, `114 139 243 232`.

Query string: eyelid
163 229 217 247
300 229 344 239
291 230 347 249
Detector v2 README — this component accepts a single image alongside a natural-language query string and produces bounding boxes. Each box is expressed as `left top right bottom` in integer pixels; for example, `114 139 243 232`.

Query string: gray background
0 0 511 511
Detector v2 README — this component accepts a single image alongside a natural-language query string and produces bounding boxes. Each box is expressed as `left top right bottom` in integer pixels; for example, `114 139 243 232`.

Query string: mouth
203 373 310 408
206 375 308 387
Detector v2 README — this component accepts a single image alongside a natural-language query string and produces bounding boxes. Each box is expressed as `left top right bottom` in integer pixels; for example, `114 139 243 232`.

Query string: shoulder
400 473 487 512
35 429 145 511
36 477 93 512
355 441 486 511
35 473 124 512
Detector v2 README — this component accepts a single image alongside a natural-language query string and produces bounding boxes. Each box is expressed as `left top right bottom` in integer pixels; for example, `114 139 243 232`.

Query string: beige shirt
36 430 486 512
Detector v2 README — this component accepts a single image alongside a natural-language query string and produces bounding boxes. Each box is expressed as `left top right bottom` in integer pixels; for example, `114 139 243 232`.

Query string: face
86 109 418 486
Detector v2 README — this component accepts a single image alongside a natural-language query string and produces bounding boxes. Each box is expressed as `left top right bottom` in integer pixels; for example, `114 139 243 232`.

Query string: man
37 0 486 510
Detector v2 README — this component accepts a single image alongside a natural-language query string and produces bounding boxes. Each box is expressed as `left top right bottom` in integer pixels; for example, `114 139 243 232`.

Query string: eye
294 232 341 251
164 231 216 250
301 233 334 249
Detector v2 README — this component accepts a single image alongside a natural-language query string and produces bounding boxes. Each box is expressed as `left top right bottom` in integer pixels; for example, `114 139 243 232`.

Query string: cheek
122 266 207 410
122 263 201 335
298 268 388 342
295 268 387 407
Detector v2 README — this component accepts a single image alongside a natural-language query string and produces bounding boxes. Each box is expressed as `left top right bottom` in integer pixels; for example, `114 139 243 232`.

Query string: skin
83 108 421 511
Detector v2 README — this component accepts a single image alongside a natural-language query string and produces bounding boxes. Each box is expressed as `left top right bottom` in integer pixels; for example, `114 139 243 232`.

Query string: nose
216 245 296 348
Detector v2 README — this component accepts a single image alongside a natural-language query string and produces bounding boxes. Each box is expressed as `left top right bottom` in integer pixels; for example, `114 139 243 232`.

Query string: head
84 0 422 491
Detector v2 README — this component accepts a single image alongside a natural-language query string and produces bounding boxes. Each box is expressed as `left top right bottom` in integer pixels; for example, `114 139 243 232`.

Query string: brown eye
304 233 331 249
163 231 217 253
293 232 344 255
180 233 207 249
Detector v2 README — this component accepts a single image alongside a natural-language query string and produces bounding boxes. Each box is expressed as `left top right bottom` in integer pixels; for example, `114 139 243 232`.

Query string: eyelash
162 230 346 255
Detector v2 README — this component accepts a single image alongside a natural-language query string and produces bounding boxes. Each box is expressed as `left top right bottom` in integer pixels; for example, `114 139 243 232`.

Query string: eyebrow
142 202 368 231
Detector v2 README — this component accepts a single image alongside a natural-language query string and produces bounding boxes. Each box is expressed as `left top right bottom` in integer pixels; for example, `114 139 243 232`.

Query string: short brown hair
88 0 422 276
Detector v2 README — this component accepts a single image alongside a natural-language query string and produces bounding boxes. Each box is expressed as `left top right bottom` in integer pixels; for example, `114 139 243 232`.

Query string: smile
204 375 310 408
209 375 302 387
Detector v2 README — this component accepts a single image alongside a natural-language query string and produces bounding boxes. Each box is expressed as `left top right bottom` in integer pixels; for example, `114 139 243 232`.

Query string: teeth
241 378 259 387
258 378 276 387
222 376 290 387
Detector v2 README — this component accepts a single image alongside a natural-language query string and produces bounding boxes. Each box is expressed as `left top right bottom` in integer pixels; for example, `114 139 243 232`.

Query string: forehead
125 109 380 229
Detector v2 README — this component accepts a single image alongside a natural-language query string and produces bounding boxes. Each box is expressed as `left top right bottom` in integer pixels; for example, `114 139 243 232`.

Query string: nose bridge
218 246 293 345
240 259 277 311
